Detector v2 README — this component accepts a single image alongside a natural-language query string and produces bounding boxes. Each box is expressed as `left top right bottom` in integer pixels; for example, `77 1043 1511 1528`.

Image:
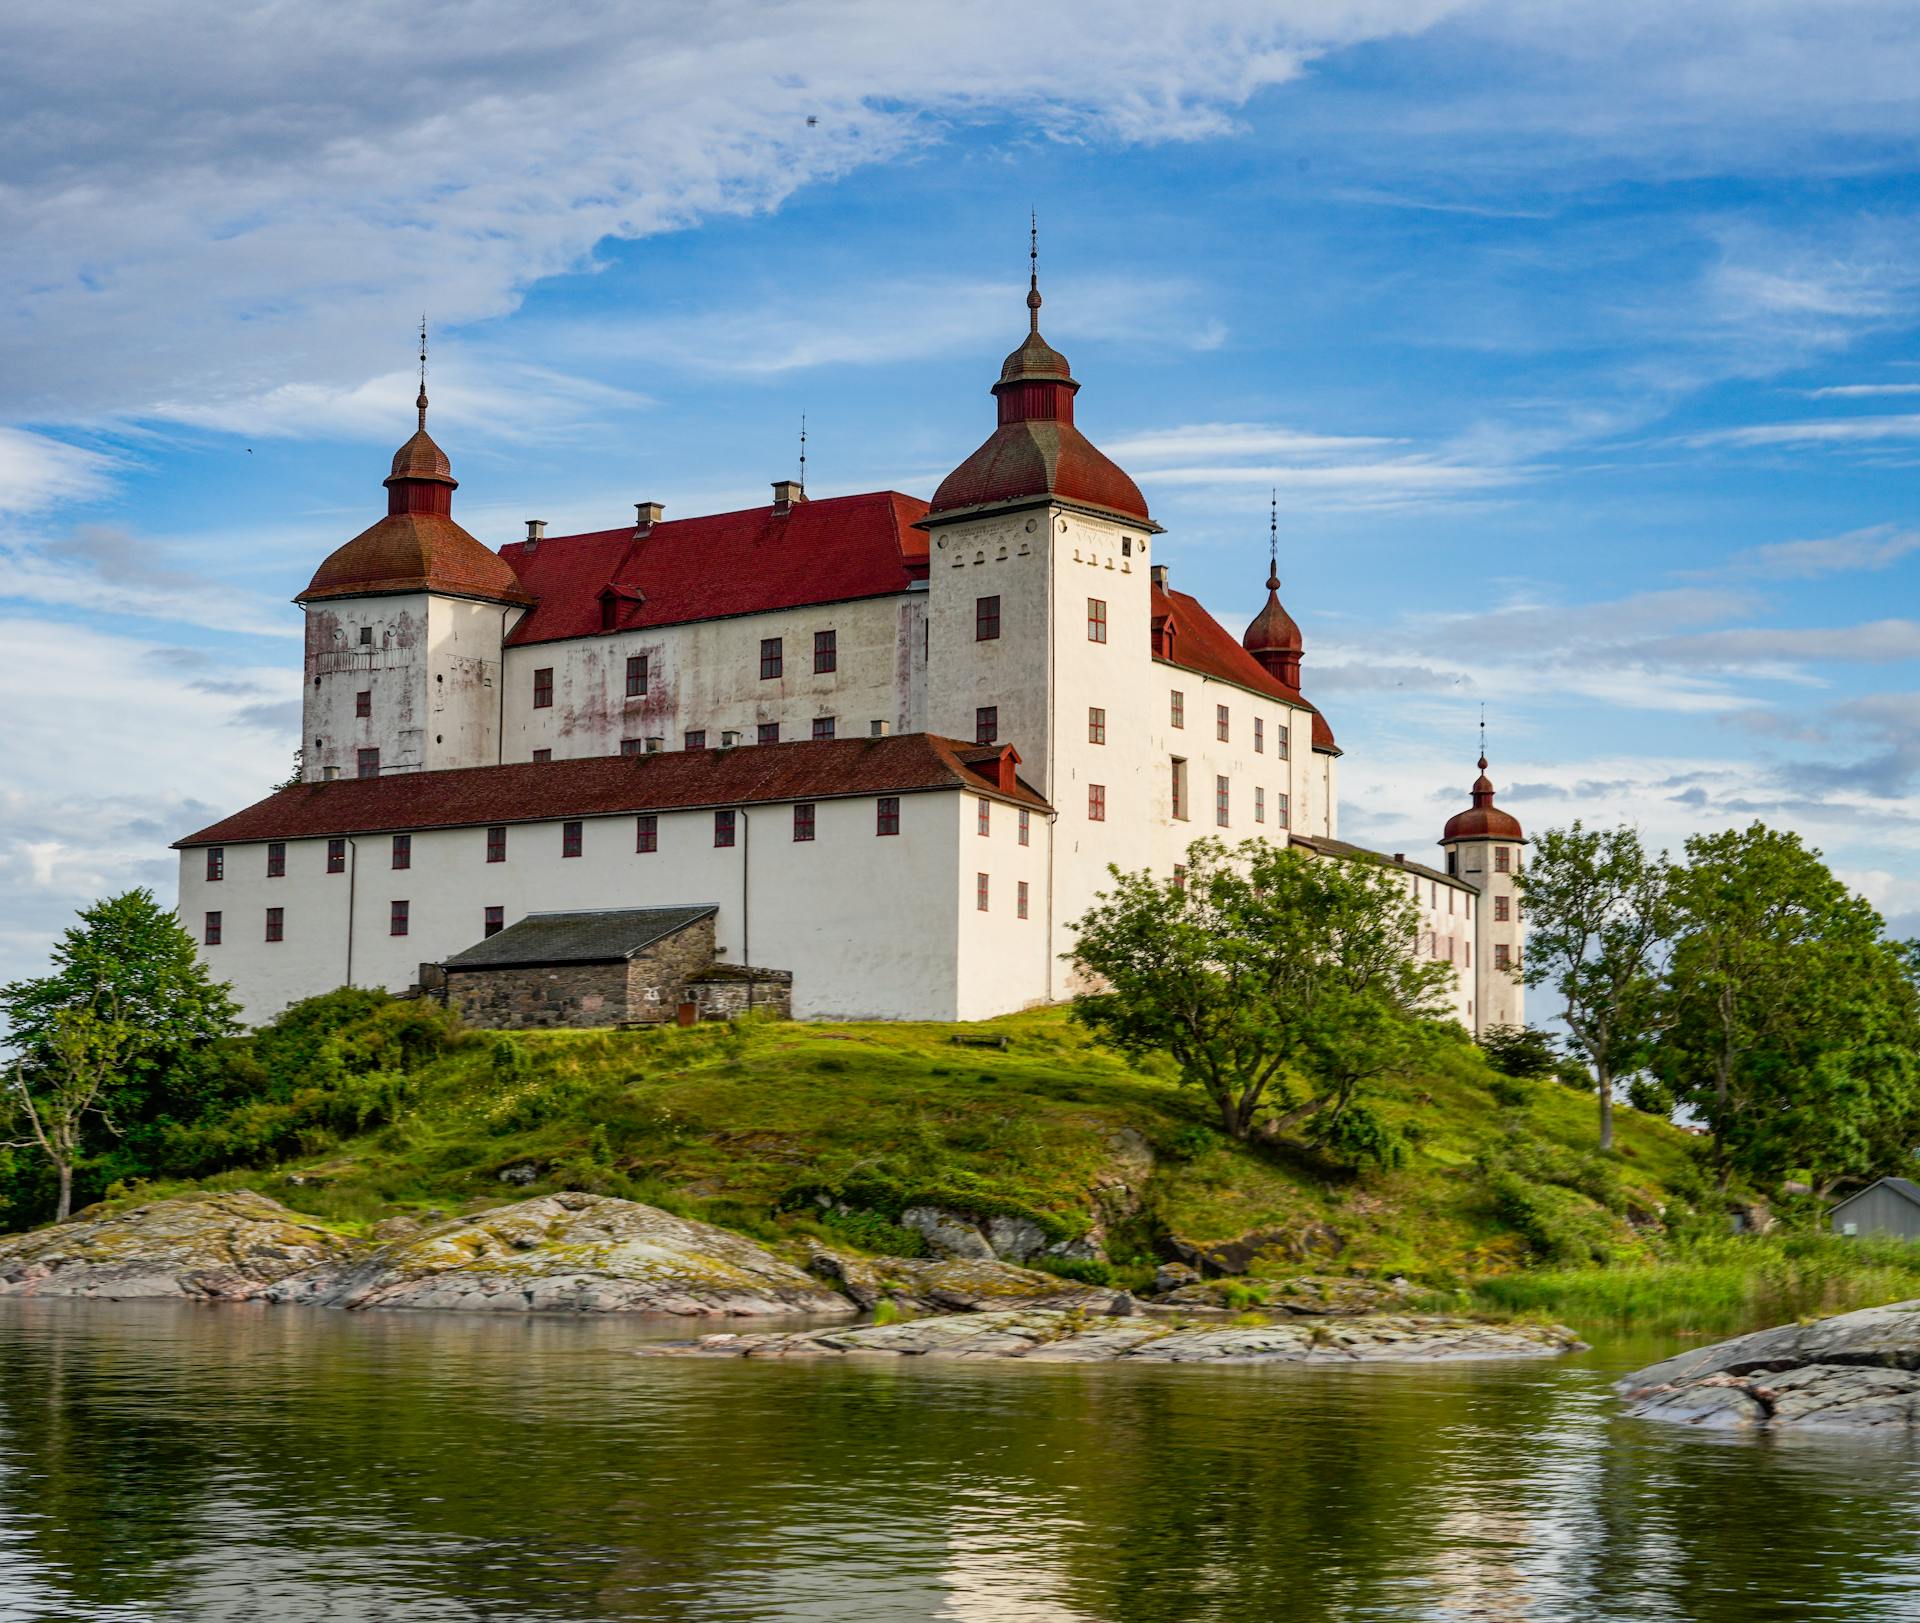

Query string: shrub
1030 1254 1114 1287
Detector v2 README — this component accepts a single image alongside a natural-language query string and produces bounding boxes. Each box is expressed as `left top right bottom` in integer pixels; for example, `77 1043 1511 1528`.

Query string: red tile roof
500 491 930 647
175 734 1047 848
1152 586 1339 754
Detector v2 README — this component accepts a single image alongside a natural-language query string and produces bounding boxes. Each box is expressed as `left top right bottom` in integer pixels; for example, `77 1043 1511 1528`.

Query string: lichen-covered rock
0 1192 350 1301
640 1310 1586 1364
269 1192 854 1317
807 1250 1112 1313
1617 1299 1920 1429
1154 1273 1417 1316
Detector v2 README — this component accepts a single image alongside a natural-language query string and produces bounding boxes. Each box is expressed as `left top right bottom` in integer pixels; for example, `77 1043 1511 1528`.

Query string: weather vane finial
798 412 807 486
416 315 429 430
1479 704 1488 771
1267 487 1280 591
1027 210 1041 332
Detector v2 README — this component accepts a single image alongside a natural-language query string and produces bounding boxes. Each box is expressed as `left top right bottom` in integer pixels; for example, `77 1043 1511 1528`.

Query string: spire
1028 211 1042 333
1442 730 1525 843
1267 486 1280 592
416 315 430 431
386 323 454 508
798 411 807 485
1244 490 1303 685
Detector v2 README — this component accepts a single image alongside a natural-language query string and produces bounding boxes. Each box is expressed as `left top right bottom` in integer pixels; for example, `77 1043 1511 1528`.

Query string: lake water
0 1303 1917 1622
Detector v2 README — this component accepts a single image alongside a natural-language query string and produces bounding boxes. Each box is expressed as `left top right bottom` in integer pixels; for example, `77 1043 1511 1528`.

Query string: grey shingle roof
443 905 716 970
1832 1177 1920 1212
1290 833 1472 893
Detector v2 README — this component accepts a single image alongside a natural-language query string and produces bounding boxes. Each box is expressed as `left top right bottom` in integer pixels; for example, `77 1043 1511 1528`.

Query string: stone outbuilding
443 905 724 1029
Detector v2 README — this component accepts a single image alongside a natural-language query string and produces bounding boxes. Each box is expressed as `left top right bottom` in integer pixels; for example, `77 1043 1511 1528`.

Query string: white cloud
0 429 122 515
1804 383 1920 398
1690 413 1920 448
1716 524 1920 580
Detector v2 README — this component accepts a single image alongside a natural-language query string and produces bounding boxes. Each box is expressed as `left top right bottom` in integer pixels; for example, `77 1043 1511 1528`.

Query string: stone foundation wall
624 919 720 1022
448 959 632 1029
687 971 793 1021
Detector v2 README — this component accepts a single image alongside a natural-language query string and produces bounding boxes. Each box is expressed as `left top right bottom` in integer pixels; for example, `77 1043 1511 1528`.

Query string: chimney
643 736 663 753
525 519 546 545
634 501 663 535
1393 853 1405 864
870 719 890 738
1150 564 1168 590
771 479 806 516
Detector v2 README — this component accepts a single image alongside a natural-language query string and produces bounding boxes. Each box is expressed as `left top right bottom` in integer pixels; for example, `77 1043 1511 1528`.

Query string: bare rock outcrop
268 1192 855 1317
1617 1299 1920 1429
807 1250 1114 1313
0 1191 350 1301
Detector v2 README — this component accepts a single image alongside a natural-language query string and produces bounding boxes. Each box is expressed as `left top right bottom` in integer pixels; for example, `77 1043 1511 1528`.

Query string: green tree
1067 838 1452 1151
1656 824 1920 1195
1515 823 1673 1152
1479 1024 1560 1080
3 1002 135 1221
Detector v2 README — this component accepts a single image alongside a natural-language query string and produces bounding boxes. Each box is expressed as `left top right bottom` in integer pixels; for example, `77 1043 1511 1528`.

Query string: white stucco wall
1444 835 1526 1033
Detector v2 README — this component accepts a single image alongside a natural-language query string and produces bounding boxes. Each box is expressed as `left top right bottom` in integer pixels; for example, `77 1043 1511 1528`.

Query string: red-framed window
626 654 647 697
975 596 1000 641
206 847 224 882
1494 846 1512 873
391 833 411 869
813 629 836 673
390 900 409 937
486 825 506 863
1277 725 1290 761
533 748 553 763
1216 704 1230 742
264 906 283 943
357 748 380 779
714 809 736 848
1088 707 1105 744
976 706 997 745
533 667 553 708
1254 717 1264 754
1173 864 1187 892
685 730 706 750
977 799 991 836
636 814 657 853
1495 943 1512 971
976 872 990 911
812 716 835 740
562 820 583 858
355 689 371 718
1495 895 1511 922
1171 758 1188 821
266 842 285 878
1016 880 1029 920
1170 690 1184 728
1254 787 1266 824
1088 784 1106 821
876 796 900 836
1087 598 1107 643
203 910 221 946
758 722 780 745
620 738 643 756
760 638 783 679
1275 792 1289 829
1018 809 1030 847
1215 775 1230 827
793 803 816 842
484 905 504 937
326 837 346 875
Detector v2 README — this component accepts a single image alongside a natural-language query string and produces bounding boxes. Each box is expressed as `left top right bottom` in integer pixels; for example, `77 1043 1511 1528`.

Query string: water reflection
0 1303 1917 1621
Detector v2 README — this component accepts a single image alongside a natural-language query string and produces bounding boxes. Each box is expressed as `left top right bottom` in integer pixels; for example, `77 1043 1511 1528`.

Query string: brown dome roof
1442 757 1525 843
1243 570 1303 657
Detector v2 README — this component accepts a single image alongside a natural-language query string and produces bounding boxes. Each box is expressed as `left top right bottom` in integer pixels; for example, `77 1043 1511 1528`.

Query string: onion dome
300 385 529 606
1243 563 1304 687
928 260 1153 525
1442 755 1526 843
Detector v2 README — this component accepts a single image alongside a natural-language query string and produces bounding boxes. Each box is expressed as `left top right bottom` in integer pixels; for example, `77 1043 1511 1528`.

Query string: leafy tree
1656 824 1920 1195
1516 823 1673 1152
2 1002 135 1221
1068 838 1452 1154
1479 1024 1560 1080
273 748 305 791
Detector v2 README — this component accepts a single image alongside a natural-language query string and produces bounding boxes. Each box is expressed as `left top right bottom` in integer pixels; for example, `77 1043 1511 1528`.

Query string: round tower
1438 750 1526 1034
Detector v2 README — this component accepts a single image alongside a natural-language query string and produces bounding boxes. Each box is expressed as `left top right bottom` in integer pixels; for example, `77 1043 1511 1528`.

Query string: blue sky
4 0 1920 983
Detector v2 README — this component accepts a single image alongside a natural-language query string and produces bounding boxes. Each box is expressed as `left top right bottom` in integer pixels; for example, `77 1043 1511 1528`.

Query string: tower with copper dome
1438 748 1526 1032
297 365 529 783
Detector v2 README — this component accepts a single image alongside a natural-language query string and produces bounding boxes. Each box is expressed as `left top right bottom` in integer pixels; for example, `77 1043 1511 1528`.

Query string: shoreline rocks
806 1250 1115 1314
1617 1299 1920 1429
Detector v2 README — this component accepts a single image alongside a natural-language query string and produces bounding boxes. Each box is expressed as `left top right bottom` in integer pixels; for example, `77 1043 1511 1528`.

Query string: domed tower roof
1442 754 1526 843
927 230 1153 527
1243 495 1304 685
300 379 528 607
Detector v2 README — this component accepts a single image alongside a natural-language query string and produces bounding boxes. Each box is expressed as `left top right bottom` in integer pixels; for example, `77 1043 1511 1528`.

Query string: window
1087 598 1107 643
1254 717 1264 755
486 825 506 863
714 809 736 848
1170 690 1184 728
626 654 648 697
1495 943 1513 971
1173 864 1187 892
357 747 380 779
533 748 553 763
1017 880 1030 920
1494 895 1511 922
1466 942 1472 969
636 814 657 853
1447 936 1455 964
562 820 583 858
976 872 990 911
758 722 780 745
266 842 285 878
484 905 504 937
1018 808 1030 846
976 595 1001 641
620 738 643 756
533 667 553 708
264 906 283 943
876 797 900 836
1254 786 1266 824
1275 792 1290 830
1447 888 1455 915
760 637 783 679
1215 775 1230 827
390 900 409 937
776 801 810 845
975 706 998 745
1171 757 1189 821
978 799 991 836
812 716 836 740
685 730 707 750
358 625 373 646
1217 704 1230 742
206 847 224 882
1088 706 1105 744
391 834 411 870
814 629 837 674
1494 846 1512 873
326 837 346 875
204 910 222 945
355 689 371 718
1088 784 1106 821
1277 725 1290 761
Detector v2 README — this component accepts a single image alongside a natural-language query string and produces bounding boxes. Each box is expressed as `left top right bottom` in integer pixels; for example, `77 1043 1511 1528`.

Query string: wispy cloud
0 429 122 515
1804 383 1920 398
1689 413 1920 448
1715 523 1920 580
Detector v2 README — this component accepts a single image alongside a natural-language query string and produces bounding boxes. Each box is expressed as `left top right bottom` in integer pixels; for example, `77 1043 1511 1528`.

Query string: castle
174 265 1525 1030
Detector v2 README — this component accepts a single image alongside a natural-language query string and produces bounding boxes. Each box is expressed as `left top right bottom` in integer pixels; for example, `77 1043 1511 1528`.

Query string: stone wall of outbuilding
448 916 720 1029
